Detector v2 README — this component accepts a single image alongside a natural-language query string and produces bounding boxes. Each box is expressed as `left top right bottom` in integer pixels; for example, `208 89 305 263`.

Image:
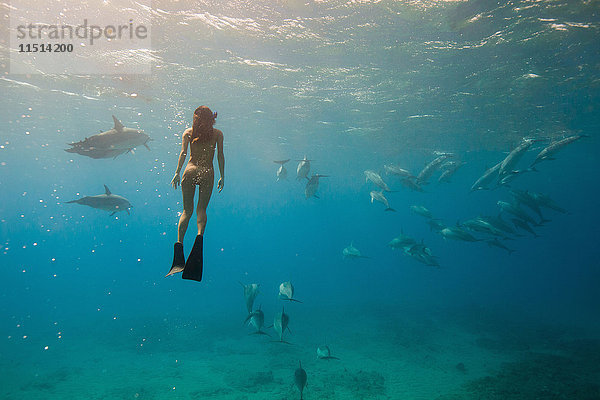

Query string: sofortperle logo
15 19 149 46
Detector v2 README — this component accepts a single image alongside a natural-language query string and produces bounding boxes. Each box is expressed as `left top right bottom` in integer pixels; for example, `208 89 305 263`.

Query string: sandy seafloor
2 301 598 400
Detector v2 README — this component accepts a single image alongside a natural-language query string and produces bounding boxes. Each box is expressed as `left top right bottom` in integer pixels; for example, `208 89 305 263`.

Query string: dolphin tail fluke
65 199 80 204
144 143 151 151
274 159 290 164
385 207 396 212
289 298 303 303
182 235 203 282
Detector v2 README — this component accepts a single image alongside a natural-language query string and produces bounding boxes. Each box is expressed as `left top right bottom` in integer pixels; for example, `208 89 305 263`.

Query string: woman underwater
166 105 224 281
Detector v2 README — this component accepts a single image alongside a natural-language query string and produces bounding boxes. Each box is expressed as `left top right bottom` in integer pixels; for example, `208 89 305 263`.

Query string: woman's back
187 128 219 168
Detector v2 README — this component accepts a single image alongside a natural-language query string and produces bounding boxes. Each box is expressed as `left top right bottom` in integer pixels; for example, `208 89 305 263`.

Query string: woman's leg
196 173 214 236
178 182 196 242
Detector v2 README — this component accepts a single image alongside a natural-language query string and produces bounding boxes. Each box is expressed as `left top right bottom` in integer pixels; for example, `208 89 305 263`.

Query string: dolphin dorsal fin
104 184 112 195
112 115 124 131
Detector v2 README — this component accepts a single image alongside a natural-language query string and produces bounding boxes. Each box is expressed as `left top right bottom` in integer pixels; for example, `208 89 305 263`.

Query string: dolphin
370 190 395 211
410 205 433 219
305 174 328 199
383 164 414 178
405 242 439 266
317 345 340 360
279 281 302 303
342 242 369 259
438 160 465 183
240 282 260 314
479 214 518 235
244 305 270 336
511 218 538 237
498 138 537 179
274 159 290 181
294 361 308 399
461 217 505 237
532 134 586 166
440 226 481 242
388 232 417 250
509 189 546 221
400 177 425 192
65 115 151 159
530 192 567 214
497 167 537 187
486 238 515 254
273 306 292 343
364 170 392 192
497 200 540 226
416 154 452 185
426 218 446 232
471 161 502 191
65 185 132 215
296 156 311 180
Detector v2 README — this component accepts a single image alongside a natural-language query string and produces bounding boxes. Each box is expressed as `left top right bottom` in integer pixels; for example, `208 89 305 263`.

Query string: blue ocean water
1 0 599 399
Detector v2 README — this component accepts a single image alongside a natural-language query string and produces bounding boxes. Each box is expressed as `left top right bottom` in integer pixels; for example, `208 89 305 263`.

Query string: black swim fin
165 242 185 277
182 235 203 282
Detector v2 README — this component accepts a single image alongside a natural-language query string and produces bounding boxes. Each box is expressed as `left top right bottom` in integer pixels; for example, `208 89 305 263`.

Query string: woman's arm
171 130 190 189
216 129 225 192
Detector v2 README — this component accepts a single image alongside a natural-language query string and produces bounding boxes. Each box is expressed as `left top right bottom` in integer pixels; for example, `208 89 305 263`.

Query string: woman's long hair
191 106 215 143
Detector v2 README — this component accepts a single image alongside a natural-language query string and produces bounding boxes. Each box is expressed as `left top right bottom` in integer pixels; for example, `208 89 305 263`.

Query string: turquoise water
1 0 599 399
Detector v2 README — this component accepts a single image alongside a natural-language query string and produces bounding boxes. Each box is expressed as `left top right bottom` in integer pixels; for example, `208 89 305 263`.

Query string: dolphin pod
274 155 330 199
